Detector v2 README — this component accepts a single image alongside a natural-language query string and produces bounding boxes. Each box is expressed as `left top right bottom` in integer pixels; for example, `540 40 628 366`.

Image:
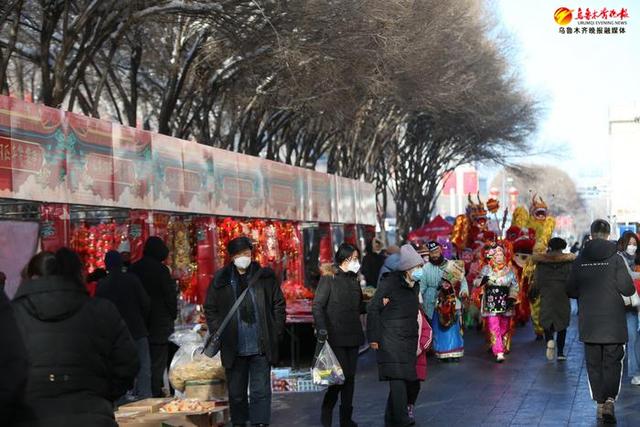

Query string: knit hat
105 250 123 272
398 244 424 271
228 236 253 256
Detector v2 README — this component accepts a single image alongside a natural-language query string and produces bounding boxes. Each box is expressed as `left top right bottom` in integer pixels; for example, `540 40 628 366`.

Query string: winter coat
567 239 636 344
361 252 386 288
130 238 178 344
312 264 366 348
532 252 575 331
96 270 151 339
377 253 400 285
367 271 419 381
11 276 139 427
204 262 286 369
0 290 28 425
416 308 431 381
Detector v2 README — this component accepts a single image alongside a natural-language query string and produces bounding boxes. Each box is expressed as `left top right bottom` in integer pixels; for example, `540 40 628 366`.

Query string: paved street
272 317 640 426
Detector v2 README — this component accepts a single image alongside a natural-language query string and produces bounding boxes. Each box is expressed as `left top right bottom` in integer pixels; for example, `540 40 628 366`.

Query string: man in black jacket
130 237 178 397
567 219 635 424
97 250 152 399
204 236 286 427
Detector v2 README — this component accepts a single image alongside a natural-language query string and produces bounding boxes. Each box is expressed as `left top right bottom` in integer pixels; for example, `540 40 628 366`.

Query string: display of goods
160 399 217 413
271 368 324 393
169 330 225 392
281 280 314 301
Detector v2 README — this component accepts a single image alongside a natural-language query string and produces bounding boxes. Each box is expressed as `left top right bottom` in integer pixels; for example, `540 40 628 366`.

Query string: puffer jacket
130 237 177 344
11 276 139 427
367 271 419 381
567 239 635 343
532 252 575 331
312 264 366 347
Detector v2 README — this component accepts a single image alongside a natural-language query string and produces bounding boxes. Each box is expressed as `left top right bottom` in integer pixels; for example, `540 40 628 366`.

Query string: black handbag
202 270 261 358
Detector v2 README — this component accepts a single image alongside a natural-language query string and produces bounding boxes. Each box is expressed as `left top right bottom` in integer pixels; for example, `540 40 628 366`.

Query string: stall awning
0 96 376 225
408 215 453 242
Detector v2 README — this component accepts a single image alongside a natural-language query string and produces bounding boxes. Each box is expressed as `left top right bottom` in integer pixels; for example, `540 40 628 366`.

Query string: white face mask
627 245 637 256
347 260 361 274
233 256 252 270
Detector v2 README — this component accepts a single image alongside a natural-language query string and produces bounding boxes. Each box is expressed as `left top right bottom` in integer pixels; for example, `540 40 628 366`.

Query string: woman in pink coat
407 300 432 424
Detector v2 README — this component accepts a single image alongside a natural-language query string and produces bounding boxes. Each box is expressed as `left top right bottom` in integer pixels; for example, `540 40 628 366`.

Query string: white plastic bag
312 342 345 386
168 329 225 391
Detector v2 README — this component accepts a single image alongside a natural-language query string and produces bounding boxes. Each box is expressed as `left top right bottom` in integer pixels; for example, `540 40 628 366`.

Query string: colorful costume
420 259 469 360
511 195 556 339
476 244 519 360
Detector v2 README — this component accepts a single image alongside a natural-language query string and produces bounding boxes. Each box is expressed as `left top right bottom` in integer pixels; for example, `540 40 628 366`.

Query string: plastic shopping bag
312 341 345 386
168 328 225 392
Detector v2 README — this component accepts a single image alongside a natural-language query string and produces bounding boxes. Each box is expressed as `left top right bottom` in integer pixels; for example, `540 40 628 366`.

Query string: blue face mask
410 268 424 282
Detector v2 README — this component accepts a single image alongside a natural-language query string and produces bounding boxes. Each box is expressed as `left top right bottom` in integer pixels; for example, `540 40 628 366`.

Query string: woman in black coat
531 238 575 361
368 244 425 427
313 243 366 427
12 249 139 427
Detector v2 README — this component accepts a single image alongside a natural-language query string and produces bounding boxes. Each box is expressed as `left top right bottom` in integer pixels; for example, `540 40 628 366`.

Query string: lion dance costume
511 194 556 339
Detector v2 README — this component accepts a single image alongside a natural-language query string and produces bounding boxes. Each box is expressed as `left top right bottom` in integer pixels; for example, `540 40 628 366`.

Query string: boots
339 406 358 427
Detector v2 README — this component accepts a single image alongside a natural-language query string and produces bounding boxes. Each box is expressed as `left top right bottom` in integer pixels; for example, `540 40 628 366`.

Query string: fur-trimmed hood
320 263 339 277
532 252 576 264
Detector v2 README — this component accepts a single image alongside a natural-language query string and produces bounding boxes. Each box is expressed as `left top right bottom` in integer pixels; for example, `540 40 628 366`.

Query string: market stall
0 95 377 402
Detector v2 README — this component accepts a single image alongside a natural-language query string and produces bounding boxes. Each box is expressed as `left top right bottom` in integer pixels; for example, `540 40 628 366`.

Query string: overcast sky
493 0 640 182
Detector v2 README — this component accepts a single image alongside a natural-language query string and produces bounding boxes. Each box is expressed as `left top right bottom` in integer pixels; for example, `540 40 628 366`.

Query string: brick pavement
271 317 640 426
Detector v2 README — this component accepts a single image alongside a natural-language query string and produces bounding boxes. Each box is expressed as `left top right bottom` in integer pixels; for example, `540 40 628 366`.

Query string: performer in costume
474 242 519 363
420 241 468 361
511 194 556 340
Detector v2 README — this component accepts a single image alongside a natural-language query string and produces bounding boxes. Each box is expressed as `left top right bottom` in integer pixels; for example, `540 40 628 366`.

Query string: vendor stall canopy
0 96 376 225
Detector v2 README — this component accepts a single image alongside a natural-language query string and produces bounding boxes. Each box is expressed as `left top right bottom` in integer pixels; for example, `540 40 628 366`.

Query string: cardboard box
119 398 174 414
119 406 230 427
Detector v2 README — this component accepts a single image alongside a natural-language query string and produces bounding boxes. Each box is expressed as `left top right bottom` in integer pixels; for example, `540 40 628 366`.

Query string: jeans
625 311 640 378
226 354 272 425
149 343 168 397
134 337 152 399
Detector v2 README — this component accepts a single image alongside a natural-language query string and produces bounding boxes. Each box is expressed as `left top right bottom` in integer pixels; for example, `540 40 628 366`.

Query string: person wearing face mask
617 231 640 385
419 241 468 361
367 244 423 427
204 236 285 427
313 243 366 427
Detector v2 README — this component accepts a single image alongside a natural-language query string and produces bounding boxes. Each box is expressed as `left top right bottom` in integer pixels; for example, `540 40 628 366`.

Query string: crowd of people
313 218 640 426
2 218 640 426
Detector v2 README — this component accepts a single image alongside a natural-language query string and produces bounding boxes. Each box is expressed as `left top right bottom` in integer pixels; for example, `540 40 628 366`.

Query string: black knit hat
228 236 253 256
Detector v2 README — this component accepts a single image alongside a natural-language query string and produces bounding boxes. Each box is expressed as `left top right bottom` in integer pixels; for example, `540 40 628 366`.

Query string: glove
316 329 328 343
506 298 516 310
